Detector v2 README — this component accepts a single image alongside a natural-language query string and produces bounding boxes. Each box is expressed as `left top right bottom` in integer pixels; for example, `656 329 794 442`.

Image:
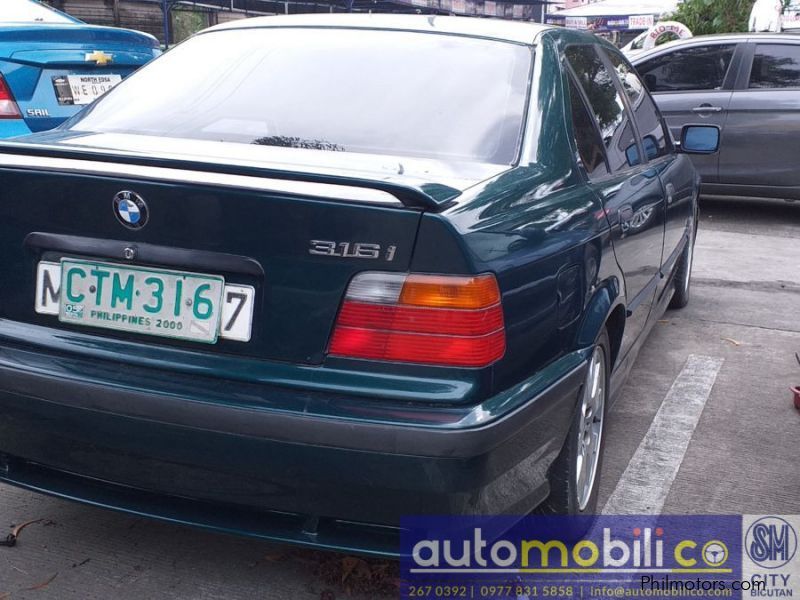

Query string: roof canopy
545 0 678 31
171 0 550 14
554 0 678 17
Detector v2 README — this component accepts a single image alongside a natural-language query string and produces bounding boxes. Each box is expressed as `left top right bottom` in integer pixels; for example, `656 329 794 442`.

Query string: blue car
0 15 718 556
0 0 159 138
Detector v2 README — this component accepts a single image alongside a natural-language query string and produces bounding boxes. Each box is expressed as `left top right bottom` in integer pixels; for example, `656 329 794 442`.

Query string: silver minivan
632 34 800 202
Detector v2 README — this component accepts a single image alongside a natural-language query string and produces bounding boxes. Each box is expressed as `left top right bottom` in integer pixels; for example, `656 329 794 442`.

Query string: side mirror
642 134 659 160
625 143 641 167
680 125 720 154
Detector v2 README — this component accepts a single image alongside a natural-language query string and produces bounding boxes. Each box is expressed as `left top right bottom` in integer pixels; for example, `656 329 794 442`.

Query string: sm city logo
746 517 798 569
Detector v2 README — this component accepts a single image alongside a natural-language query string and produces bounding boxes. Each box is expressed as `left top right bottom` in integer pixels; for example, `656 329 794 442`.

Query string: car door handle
692 105 723 113
665 183 675 205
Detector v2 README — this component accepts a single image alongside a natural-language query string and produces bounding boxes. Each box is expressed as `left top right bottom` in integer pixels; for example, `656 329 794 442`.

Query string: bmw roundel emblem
113 191 148 229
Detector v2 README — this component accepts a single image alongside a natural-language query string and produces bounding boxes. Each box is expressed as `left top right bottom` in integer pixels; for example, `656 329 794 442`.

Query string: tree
669 0 756 34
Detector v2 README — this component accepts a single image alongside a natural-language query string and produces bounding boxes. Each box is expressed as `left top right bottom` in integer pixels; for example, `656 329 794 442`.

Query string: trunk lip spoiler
0 143 447 210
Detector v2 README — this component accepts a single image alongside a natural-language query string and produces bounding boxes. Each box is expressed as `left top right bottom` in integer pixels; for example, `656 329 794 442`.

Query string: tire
540 328 610 516
669 233 695 309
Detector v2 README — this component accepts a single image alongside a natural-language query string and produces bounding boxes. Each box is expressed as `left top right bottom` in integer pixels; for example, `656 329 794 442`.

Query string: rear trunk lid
0 135 506 365
0 25 158 132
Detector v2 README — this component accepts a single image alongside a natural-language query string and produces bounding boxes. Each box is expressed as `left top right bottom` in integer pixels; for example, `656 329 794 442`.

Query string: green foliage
669 0 756 35
171 10 210 44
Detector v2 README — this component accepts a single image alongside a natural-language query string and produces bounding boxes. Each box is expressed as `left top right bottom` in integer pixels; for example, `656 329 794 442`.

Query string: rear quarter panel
413 32 622 398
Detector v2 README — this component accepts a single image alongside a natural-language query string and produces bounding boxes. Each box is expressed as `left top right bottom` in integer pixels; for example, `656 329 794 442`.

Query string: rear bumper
0 337 586 556
0 120 32 139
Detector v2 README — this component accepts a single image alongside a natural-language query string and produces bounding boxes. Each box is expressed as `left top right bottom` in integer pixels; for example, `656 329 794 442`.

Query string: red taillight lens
0 74 21 119
335 302 504 336
329 272 506 367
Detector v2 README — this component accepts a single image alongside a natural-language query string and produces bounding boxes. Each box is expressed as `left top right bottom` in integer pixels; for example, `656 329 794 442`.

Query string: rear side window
636 44 736 92
604 48 672 160
565 45 640 174
749 44 800 88
567 76 608 177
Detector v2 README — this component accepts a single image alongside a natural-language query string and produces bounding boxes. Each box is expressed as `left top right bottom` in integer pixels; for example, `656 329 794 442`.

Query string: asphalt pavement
0 196 798 599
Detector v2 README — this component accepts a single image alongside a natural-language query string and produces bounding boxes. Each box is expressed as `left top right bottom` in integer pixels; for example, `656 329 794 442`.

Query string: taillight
329 272 506 368
0 74 21 119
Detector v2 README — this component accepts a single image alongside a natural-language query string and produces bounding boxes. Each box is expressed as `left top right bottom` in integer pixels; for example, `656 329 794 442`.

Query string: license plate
34 260 255 343
52 74 122 105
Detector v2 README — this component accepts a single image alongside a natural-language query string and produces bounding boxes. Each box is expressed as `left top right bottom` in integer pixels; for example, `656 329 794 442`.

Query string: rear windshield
71 28 533 165
2 0 76 23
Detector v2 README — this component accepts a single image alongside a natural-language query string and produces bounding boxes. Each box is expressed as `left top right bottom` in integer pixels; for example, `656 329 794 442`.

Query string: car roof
632 31 800 61
0 0 81 25
205 14 554 45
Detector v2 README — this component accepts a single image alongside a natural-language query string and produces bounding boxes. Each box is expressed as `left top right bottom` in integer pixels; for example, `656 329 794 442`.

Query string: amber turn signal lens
398 274 501 310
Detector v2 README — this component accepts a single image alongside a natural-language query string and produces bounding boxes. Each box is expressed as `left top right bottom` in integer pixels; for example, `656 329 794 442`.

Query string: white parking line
602 354 724 515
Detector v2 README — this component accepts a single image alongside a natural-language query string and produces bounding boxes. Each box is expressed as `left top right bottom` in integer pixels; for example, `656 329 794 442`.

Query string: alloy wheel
575 345 607 511
682 239 694 295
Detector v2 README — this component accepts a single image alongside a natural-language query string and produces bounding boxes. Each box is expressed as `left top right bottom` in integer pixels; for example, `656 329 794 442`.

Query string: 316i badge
309 240 396 261
113 191 149 230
